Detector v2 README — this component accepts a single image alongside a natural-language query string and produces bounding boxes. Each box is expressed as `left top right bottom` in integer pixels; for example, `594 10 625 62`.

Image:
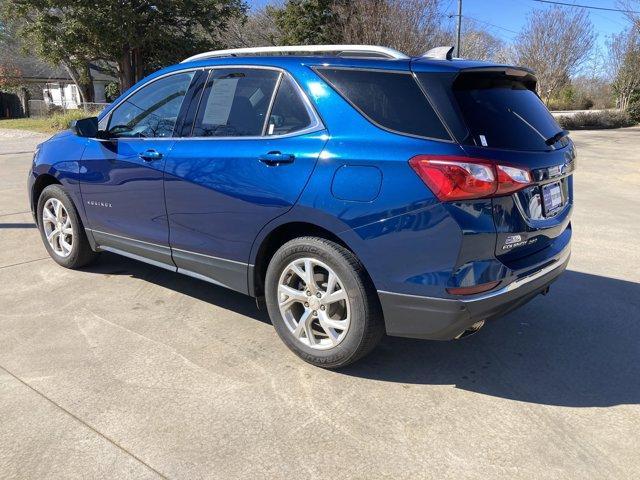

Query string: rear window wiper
545 130 569 146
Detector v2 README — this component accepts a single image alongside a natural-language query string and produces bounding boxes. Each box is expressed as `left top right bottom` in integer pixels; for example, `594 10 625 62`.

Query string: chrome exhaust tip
455 320 485 340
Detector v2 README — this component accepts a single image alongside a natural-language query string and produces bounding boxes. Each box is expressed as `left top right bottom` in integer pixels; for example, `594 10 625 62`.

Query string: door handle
139 149 163 161
259 151 295 166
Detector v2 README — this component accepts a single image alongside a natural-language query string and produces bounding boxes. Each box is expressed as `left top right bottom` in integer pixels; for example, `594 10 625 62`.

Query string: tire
36 184 98 269
265 236 384 368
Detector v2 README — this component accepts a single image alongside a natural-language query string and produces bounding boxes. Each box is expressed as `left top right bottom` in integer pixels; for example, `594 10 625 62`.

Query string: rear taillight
409 155 531 201
495 165 532 195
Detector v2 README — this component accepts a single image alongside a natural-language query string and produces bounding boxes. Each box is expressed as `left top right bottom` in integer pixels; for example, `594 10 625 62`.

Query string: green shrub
580 98 595 110
0 108 103 133
557 110 636 130
105 82 120 102
628 102 640 123
548 85 595 111
627 92 640 123
47 109 101 132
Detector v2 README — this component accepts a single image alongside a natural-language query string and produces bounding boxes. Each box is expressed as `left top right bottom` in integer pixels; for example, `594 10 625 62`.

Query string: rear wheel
265 236 384 368
36 184 97 269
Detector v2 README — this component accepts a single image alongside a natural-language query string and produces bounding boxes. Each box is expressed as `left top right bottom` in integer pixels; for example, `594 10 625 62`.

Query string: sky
246 0 635 52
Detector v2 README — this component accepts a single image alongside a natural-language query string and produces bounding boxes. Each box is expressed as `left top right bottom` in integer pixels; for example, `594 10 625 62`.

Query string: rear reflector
446 280 500 295
409 155 531 201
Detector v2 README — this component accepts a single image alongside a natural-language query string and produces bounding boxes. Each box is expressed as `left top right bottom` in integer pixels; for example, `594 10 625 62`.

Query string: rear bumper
379 246 570 340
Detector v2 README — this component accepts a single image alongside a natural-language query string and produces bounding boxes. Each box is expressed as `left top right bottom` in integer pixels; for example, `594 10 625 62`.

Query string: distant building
0 45 116 118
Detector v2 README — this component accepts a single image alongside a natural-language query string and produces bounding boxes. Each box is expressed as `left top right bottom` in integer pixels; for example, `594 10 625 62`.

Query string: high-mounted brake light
409 155 531 201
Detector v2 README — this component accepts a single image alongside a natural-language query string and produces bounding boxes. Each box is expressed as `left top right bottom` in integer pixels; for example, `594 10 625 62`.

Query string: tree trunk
78 63 95 103
18 87 29 118
620 93 630 111
133 47 144 84
62 61 94 104
118 47 134 92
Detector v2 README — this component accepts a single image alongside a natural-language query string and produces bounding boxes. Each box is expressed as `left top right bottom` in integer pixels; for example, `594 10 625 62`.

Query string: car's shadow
343 270 640 408
85 252 271 324
84 253 640 408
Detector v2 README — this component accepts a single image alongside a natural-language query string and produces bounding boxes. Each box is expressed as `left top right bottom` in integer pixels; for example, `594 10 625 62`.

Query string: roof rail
181 45 409 63
422 46 455 60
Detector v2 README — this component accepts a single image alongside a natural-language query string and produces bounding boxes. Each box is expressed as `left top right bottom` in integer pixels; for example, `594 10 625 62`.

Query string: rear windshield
315 68 450 141
450 72 563 151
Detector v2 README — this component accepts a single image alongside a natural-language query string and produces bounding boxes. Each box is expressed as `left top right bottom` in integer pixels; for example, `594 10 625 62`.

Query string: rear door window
449 72 563 151
192 68 280 137
315 68 450 140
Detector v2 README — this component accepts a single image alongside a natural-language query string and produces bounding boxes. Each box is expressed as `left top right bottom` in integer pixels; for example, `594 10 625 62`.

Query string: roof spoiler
459 66 536 77
455 66 538 90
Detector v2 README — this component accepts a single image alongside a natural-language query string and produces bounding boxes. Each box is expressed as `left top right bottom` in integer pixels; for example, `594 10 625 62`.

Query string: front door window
107 72 195 138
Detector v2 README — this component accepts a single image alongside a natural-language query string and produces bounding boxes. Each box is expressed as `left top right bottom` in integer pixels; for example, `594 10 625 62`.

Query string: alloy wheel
42 198 73 257
277 257 350 350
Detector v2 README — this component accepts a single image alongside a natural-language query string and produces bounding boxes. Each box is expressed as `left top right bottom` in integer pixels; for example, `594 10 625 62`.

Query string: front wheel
36 184 97 269
265 237 384 368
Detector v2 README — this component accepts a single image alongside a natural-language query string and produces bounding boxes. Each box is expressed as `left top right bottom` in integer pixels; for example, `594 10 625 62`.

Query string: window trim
100 65 325 141
189 68 281 138
312 66 454 143
185 65 324 140
261 72 283 136
102 68 200 140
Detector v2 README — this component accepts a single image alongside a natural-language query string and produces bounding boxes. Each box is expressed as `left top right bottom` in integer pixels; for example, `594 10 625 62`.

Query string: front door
164 68 327 293
80 71 196 265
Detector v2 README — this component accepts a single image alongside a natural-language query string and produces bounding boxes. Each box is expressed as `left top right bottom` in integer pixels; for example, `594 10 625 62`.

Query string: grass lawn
0 109 102 134
0 117 60 133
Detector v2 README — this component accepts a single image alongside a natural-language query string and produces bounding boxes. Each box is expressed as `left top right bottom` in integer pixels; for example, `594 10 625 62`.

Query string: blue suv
28 45 574 368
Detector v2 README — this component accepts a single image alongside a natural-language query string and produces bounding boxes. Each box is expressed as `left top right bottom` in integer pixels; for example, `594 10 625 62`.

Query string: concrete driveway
0 127 639 479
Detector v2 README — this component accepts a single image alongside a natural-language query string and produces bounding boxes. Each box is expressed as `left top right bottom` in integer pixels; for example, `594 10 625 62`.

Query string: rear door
164 67 327 293
415 68 576 265
80 71 196 264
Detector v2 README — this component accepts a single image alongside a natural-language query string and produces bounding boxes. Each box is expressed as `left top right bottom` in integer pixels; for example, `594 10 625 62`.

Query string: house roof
1 43 116 83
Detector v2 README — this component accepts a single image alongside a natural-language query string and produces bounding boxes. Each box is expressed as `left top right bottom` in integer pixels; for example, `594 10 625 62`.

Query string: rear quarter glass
314 67 451 141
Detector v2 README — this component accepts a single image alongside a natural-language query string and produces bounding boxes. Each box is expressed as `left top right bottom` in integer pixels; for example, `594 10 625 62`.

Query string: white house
43 66 112 108
1 43 116 118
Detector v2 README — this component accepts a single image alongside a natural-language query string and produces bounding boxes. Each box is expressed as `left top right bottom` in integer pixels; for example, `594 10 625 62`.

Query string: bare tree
432 19 509 63
218 6 283 48
619 1 640 25
455 25 506 61
332 0 450 56
513 6 596 104
607 28 640 110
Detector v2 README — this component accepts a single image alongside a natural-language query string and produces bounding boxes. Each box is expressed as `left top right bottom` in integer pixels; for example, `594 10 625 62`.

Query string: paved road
0 128 639 479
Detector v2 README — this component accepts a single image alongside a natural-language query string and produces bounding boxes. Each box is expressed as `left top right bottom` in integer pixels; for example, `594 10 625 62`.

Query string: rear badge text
502 235 537 251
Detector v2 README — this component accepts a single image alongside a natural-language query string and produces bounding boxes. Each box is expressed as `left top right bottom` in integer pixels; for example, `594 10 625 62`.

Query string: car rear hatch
413 65 575 273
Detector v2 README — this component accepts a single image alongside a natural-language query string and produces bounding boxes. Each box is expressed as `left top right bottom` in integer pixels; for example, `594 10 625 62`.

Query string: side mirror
70 117 99 138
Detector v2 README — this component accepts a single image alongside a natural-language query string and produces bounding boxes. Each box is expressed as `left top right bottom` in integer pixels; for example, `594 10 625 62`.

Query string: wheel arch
31 174 62 226
250 221 361 299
